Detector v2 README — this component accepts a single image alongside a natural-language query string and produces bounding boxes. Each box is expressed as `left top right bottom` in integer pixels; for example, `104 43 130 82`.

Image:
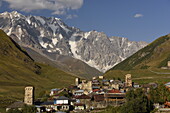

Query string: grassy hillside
24 47 102 79
0 29 76 109
104 34 170 83
110 34 170 71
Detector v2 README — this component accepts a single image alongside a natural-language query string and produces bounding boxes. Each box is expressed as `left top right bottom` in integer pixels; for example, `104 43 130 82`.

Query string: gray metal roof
41 101 54 105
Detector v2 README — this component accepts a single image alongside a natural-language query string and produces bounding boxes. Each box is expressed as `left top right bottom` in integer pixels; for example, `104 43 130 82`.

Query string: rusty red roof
107 89 121 93
165 101 170 107
93 89 100 92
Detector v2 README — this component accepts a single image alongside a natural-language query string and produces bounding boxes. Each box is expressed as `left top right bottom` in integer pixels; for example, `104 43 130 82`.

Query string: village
6 74 134 113
5 61 170 113
4 73 164 113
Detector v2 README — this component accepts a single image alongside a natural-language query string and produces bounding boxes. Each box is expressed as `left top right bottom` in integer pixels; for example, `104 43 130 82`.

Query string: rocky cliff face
0 11 148 72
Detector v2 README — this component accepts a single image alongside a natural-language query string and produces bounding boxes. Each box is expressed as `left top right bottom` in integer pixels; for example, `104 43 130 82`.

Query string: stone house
74 89 84 96
94 94 104 102
104 89 126 105
92 86 100 90
54 96 71 111
133 83 140 88
74 94 91 109
40 101 54 112
168 61 170 68
50 88 61 96
165 82 170 88
164 101 170 108
99 76 104 79
78 80 92 93
92 94 107 109
111 83 119 90
74 103 85 110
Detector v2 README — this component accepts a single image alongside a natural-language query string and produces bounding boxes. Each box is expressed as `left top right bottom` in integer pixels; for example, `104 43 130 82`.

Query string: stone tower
125 74 132 87
24 86 34 105
75 78 80 86
86 81 92 92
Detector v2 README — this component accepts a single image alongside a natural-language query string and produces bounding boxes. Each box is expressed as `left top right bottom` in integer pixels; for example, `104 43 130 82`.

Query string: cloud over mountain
134 13 143 18
2 0 83 15
66 14 78 19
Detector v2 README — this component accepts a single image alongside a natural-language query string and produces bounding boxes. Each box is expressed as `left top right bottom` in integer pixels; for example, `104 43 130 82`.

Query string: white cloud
134 13 143 18
66 14 78 19
2 0 83 15
52 10 66 15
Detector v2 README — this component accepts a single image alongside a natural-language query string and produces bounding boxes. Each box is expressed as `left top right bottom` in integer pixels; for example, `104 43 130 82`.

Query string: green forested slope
110 34 170 70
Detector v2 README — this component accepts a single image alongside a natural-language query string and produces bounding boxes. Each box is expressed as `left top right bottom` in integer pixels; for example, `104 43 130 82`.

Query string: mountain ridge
0 11 148 73
103 34 170 84
108 34 170 71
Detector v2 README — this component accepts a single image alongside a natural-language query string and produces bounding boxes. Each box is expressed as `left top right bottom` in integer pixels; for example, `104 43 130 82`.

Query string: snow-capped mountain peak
0 11 148 72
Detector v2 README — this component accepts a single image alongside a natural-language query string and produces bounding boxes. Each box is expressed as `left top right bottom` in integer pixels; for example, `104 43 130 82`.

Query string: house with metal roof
54 96 71 111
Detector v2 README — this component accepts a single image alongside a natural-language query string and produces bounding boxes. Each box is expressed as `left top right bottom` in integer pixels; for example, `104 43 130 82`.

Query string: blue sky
0 0 170 42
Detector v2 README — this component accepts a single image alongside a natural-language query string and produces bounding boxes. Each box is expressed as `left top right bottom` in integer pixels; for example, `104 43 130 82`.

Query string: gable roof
51 88 60 91
41 101 54 105
92 86 100 89
56 96 69 100
75 90 84 93
165 82 170 86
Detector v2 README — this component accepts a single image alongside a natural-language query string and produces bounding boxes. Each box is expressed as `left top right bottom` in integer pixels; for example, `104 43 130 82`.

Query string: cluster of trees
104 83 170 113
101 88 154 113
121 88 153 113
149 83 170 104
